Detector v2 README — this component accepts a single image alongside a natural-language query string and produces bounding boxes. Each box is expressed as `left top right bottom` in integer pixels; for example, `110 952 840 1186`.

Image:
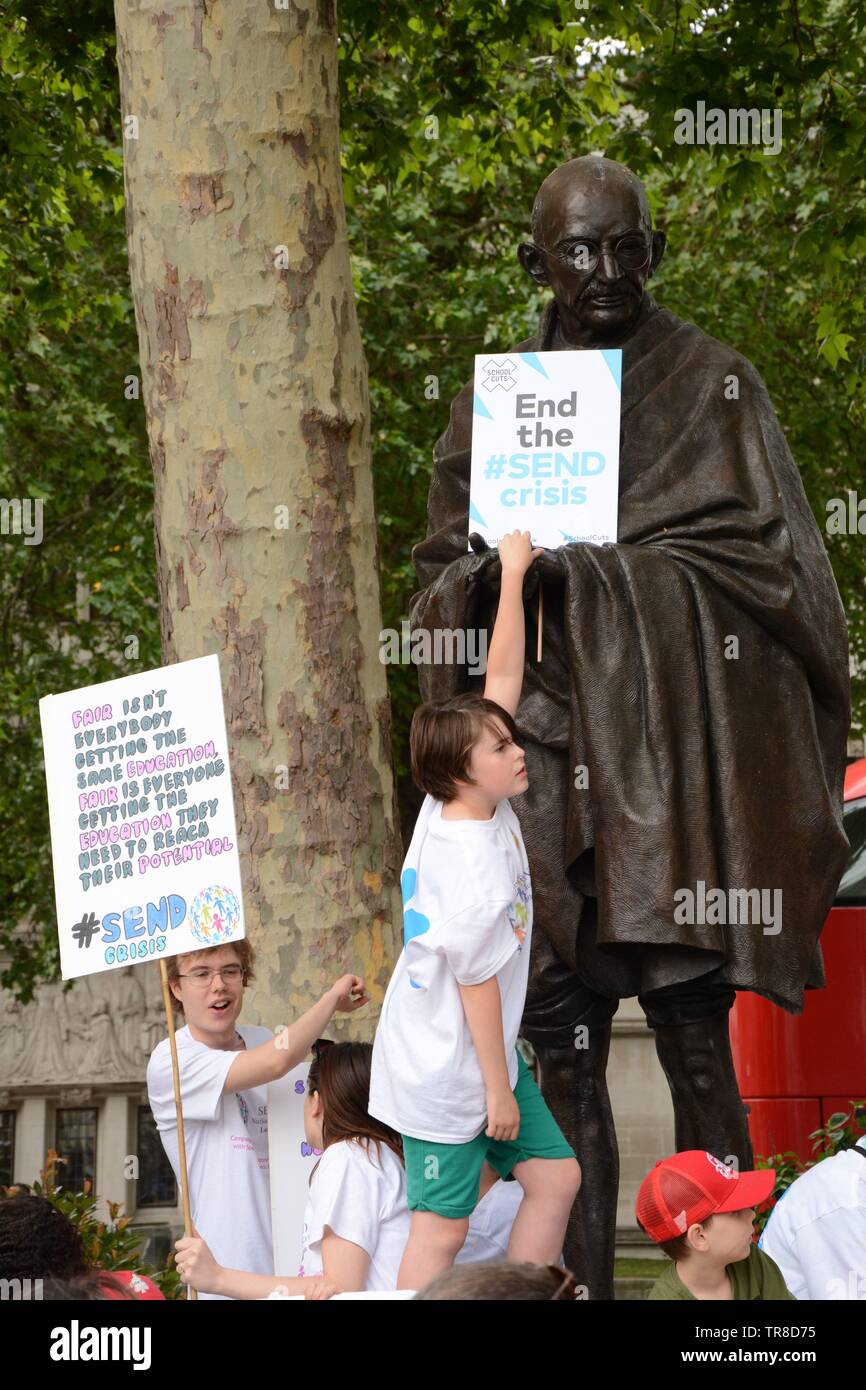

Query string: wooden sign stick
158 957 197 1301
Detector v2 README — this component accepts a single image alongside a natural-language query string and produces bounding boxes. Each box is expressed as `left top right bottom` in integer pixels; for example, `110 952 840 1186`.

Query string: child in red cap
636 1150 795 1300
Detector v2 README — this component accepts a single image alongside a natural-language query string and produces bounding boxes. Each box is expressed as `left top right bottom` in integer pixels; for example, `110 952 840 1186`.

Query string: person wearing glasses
174 1039 527 1297
146 940 368 1300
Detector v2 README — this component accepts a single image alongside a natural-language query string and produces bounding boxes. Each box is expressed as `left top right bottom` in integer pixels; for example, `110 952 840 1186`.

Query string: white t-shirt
457 1177 525 1263
758 1135 866 1300
368 793 533 1143
298 1139 409 1291
297 1142 524 1291
146 1023 274 1301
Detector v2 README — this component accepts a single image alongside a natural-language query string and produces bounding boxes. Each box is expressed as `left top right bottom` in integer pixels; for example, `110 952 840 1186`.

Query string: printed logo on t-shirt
506 869 531 949
401 866 430 990
231 1095 270 1169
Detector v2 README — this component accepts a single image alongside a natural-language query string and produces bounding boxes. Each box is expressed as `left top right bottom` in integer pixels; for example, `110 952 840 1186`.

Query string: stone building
0 961 179 1270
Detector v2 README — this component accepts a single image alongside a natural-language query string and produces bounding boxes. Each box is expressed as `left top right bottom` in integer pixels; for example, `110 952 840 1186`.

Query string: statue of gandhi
408 155 851 1298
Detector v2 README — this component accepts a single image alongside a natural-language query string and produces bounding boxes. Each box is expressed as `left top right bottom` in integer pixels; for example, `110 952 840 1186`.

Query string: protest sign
40 653 245 1297
39 653 245 981
469 348 622 548
268 1062 322 1277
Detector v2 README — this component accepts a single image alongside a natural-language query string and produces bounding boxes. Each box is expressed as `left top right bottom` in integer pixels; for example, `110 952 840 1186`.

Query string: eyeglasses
536 234 651 274
176 964 245 988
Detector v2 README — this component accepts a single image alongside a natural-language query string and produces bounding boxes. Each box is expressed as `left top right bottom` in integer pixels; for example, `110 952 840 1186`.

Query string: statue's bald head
530 156 652 245
518 155 664 345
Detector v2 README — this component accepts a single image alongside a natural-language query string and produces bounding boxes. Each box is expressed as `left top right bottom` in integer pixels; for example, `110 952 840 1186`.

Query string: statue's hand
531 548 567 587
468 533 501 591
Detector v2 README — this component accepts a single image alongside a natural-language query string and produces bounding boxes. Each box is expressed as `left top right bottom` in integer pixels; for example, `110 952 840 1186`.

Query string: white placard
469 349 622 548
39 653 245 980
268 1062 322 1277
267 1064 420 1297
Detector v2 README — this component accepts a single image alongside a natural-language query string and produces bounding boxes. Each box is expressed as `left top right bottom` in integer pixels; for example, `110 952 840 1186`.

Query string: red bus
729 758 866 1161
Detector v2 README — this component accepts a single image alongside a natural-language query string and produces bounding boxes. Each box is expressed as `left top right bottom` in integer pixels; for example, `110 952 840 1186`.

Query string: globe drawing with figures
189 884 241 945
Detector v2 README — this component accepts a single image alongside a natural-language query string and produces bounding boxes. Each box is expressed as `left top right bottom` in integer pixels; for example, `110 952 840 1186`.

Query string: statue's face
518 175 665 342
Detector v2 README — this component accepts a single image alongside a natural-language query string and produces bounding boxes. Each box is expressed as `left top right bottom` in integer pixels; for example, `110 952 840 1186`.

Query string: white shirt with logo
758 1135 866 1300
296 1139 525 1290
147 1023 274 1300
369 794 533 1143
298 1139 409 1291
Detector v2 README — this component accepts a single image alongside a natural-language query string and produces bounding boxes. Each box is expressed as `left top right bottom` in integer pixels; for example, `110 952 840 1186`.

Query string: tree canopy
1 0 863 997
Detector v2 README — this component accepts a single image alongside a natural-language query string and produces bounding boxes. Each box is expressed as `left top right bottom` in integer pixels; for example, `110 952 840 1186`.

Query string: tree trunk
112 0 401 1032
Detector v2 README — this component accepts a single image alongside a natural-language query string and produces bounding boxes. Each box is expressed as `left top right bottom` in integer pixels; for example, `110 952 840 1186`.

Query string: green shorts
402 1051 576 1218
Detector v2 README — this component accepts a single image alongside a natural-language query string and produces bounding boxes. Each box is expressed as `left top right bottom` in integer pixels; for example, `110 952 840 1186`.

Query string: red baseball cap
636 1150 776 1244
98 1269 165 1300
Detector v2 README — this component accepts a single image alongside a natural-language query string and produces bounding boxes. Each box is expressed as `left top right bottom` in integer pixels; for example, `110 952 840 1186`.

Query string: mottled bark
113 0 401 1031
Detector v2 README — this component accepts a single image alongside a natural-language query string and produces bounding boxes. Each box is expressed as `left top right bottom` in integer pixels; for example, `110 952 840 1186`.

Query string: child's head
414 1260 581 1300
166 939 255 1039
409 693 525 805
304 1039 403 1176
0 1193 87 1283
636 1150 776 1267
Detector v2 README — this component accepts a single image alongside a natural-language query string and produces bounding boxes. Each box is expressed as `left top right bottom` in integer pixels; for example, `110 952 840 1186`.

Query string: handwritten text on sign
469 349 622 549
39 654 245 980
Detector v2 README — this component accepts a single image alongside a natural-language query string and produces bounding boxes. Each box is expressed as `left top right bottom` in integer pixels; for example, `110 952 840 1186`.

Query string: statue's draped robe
410 295 850 1013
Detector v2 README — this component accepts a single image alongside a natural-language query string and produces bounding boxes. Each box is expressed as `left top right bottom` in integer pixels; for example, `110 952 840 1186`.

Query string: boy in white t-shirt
368 529 582 1290
147 938 367 1300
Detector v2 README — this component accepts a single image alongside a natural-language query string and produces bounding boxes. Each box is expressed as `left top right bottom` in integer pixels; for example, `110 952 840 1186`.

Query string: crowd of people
4 530 863 1301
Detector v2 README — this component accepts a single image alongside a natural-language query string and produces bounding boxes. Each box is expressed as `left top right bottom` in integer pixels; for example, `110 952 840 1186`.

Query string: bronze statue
408 156 851 1298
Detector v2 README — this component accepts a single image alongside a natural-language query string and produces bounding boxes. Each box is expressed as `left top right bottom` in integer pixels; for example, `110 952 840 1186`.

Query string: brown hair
306 1041 403 1184
414 1260 581 1300
409 693 519 802
165 938 256 1010
636 1213 714 1260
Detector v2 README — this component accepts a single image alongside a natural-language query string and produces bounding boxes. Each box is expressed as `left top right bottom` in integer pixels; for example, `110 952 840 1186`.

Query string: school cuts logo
50 1321 151 1370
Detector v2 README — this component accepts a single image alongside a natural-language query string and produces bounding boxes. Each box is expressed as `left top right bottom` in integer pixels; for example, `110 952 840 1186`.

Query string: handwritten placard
469 349 622 548
39 654 245 980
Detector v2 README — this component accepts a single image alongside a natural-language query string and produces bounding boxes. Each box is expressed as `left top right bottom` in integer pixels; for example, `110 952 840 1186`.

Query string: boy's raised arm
483 530 542 719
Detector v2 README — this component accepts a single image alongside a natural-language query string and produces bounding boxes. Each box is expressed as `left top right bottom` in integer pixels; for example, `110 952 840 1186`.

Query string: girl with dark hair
175 1040 523 1297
